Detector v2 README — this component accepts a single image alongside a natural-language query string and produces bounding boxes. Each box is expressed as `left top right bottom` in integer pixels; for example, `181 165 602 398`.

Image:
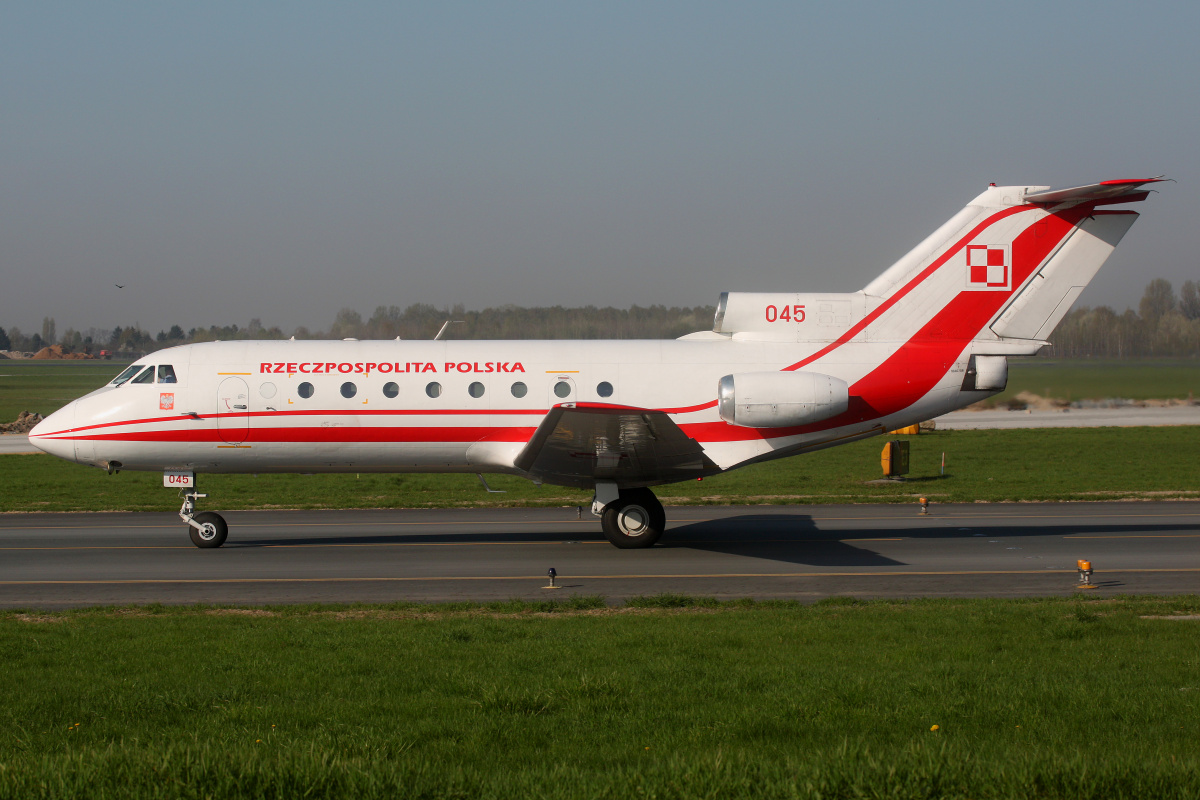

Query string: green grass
0 360 131 421
1 597 1198 798
992 358 1200 405
3 426 1197 512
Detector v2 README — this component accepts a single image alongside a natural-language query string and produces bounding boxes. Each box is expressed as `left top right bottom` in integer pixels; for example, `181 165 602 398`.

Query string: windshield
110 365 143 386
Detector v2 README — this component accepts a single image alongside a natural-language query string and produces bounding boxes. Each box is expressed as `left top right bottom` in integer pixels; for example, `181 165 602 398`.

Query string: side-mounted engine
717 371 849 428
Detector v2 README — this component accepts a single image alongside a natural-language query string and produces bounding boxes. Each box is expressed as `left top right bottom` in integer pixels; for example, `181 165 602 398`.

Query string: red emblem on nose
159 393 175 410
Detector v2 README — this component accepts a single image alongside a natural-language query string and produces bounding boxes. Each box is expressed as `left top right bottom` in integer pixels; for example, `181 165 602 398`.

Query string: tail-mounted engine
713 291 867 341
718 371 849 428
961 355 1008 392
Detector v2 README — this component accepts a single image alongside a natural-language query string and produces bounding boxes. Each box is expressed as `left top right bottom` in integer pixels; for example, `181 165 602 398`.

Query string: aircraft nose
28 401 78 462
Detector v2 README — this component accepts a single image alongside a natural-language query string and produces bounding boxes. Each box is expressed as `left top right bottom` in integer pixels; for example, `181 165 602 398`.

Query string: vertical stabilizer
851 179 1162 347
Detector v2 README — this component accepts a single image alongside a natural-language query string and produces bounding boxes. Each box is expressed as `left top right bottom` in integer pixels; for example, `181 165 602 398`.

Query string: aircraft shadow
661 515 904 567
660 514 1200 568
227 513 1195 572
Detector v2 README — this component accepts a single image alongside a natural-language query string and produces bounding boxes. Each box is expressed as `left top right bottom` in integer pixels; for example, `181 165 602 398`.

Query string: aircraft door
548 376 577 405
217 377 250 444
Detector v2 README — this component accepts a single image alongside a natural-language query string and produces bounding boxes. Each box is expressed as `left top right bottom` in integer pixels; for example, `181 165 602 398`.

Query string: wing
514 403 720 489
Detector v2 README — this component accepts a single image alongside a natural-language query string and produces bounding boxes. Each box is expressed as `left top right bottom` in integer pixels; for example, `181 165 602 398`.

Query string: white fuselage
30 335 989 482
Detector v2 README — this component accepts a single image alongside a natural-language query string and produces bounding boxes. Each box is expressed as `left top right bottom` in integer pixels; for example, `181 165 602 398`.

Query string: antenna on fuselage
434 320 464 340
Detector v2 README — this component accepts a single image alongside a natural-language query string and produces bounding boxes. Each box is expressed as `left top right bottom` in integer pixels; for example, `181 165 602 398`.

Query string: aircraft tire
601 489 665 549
189 512 228 549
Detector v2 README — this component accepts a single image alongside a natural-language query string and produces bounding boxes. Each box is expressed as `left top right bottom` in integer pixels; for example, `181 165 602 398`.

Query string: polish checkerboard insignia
965 244 1011 290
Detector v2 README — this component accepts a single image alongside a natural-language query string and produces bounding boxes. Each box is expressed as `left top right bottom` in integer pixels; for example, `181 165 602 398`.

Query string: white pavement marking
935 406 1200 430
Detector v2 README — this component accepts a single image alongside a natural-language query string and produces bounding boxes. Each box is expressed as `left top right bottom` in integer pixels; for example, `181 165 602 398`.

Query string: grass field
988 358 1200 405
2 358 1199 423
1 596 1197 799
2 426 1197 512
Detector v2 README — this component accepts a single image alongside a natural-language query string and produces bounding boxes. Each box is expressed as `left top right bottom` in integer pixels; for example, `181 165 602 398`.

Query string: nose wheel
179 490 228 548
600 488 666 549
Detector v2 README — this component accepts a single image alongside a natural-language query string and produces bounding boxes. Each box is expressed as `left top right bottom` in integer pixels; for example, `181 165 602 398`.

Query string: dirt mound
1005 391 1068 411
1 411 43 434
31 345 93 360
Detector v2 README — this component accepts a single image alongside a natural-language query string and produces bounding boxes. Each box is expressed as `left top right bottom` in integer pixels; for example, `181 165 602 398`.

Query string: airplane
30 177 1166 549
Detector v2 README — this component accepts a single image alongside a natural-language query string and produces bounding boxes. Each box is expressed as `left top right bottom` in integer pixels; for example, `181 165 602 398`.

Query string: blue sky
2 1 1197 334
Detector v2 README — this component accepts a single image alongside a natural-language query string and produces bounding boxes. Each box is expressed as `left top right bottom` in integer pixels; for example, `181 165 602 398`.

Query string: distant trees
1048 278 1200 358
4 277 1198 357
60 328 83 352
1138 278 1176 323
1181 281 1200 321
336 302 718 341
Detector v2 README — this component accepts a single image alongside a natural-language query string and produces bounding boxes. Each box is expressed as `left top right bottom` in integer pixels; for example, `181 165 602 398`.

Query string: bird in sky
114 284 125 289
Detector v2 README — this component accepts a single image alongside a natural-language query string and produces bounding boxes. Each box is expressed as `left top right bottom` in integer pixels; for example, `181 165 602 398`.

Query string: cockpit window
111 365 142 386
131 366 155 384
157 365 177 384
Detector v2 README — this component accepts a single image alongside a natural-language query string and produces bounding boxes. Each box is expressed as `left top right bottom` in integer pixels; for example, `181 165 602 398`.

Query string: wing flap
514 403 718 489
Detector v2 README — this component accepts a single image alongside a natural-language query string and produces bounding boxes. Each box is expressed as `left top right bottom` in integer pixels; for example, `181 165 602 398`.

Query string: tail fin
857 178 1164 347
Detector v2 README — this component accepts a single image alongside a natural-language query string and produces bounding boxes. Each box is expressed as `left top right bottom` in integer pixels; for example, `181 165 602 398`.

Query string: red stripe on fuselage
66 425 539 445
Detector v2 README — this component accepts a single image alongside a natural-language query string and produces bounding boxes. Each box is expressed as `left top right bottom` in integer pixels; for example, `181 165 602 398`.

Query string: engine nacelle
713 291 867 341
717 371 849 428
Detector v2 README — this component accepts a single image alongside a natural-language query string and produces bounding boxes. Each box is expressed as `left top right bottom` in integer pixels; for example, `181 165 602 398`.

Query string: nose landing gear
179 490 228 548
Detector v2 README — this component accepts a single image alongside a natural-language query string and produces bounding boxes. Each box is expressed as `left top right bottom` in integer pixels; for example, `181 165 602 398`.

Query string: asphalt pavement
2 503 1196 607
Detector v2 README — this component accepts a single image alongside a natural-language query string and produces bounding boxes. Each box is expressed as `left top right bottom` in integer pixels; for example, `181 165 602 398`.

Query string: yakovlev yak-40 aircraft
31 178 1166 549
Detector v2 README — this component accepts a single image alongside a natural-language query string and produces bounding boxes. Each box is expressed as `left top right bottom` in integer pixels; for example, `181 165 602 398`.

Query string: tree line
1045 279 1200 358
0 304 717 356
2 279 1198 358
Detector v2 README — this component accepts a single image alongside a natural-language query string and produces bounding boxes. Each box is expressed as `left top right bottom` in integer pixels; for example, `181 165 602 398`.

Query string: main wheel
189 511 228 548
601 489 666 549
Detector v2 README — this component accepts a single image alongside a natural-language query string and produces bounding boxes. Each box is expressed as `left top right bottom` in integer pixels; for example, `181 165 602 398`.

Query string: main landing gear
179 490 228 548
594 484 666 549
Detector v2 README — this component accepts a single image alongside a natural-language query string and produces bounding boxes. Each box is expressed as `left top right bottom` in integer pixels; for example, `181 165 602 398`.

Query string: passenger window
298 382 314 399
383 382 399 398
341 382 357 398
553 380 571 398
425 382 442 398
157 365 178 384
597 381 614 398
468 381 485 398
131 366 155 384
510 382 528 398
111 365 142 386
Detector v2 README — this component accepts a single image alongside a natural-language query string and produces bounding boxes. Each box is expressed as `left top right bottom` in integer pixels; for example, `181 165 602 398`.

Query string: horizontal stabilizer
1024 177 1166 206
